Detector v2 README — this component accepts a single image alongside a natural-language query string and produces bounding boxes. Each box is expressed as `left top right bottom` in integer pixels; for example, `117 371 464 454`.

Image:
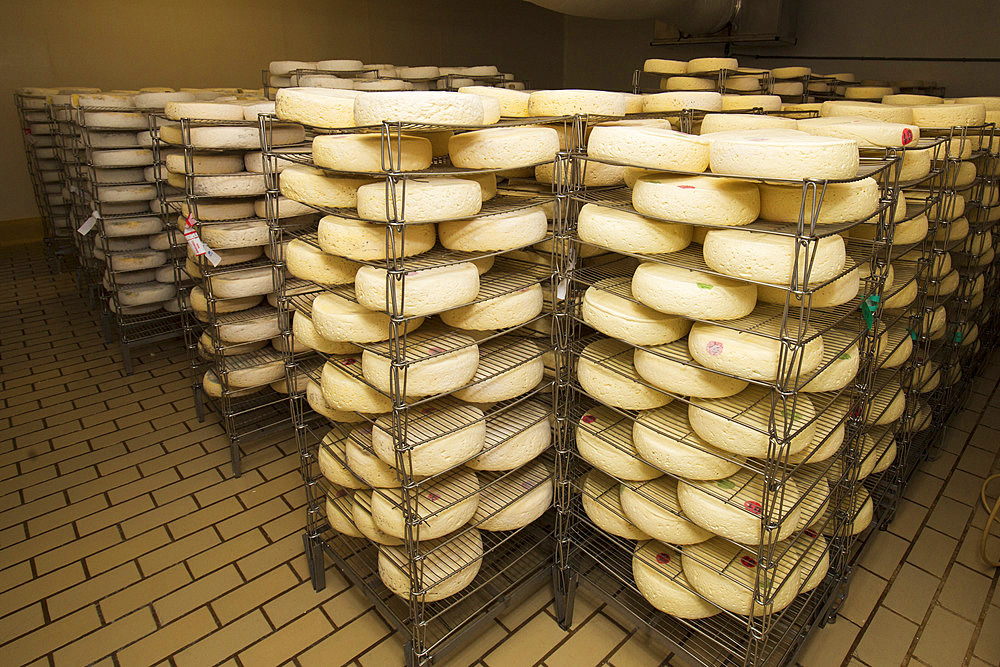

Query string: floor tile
912 606 976 667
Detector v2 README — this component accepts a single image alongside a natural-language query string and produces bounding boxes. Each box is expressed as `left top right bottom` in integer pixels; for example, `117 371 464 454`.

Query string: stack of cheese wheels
171 100 304 404
273 91 560 604
76 92 181 316
633 541 720 618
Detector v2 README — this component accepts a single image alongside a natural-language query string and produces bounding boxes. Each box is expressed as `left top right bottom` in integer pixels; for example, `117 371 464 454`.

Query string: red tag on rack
182 214 222 267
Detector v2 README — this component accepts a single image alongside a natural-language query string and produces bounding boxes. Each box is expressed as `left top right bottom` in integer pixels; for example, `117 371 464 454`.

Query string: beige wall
0 0 564 222
562 0 1000 95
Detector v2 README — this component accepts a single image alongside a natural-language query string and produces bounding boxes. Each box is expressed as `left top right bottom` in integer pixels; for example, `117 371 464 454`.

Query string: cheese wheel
189 286 261 314
465 399 552 470
291 313 359 355
441 283 544 331
632 174 760 226
701 113 795 134
865 379 905 424
634 338 749 398
158 123 303 149
772 66 811 79
534 159 625 186
617 411 724 491
372 468 480 540
286 239 359 285
910 103 986 128
853 213 928 245
356 177 481 223
759 178 878 225
164 153 244 176
527 89 626 117
274 88 359 128
689 386 816 457
801 343 859 392
820 101 914 124
216 309 280 344
644 59 688 75
576 405 661 481
821 487 872 536
457 86 530 117
279 165 371 209
577 338 671 410
343 425 402 488
757 267 859 309
581 280 691 346
663 76 715 92
102 215 162 237
306 382 366 423
845 86 895 100
588 126 710 172
622 477 713 545
200 221 269 249
883 93 942 106
186 244 262 267
91 149 153 167
687 57 738 73
117 281 176 306
106 250 167 272
395 65 440 80
725 76 765 93
243 150 299 174
643 92 722 113
874 324 912 368
318 432 367 490
164 101 245 121
324 487 364 538
170 172 265 198
683 538 800 616
688 319 824 383
312 133 432 172
703 229 846 285
438 206 547 252
209 266 274 298
452 336 544 402
185 199 256 221
720 95 783 112
457 171 497 201
797 116 919 149
378 528 482 602
317 215 435 260
785 531 829 594
352 490 402 545
355 262 478 316
372 400 485 475
632 262 757 320
355 91 486 126
321 355 393 413
363 329 479 397
312 292 424 342
576 205 691 255
633 542 719 619
708 130 859 180
449 127 559 169
679 472 803 543
473 460 552 530
580 470 650 540
225 349 285 388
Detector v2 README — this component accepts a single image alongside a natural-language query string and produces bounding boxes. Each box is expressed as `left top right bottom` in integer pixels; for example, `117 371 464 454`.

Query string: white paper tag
183 215 222 266
77 211 98 235
556 279 568 301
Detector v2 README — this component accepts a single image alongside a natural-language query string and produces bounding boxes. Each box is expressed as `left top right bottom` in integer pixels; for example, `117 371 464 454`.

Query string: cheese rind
286 239 360 285
441 283 544 331
688 386 817 457
372 401 485 475
708 130 859 179
312 133 432 172
371 468 480 540
759 178 879 224
588 126 710 172
622 480 713 545
633 405 744 480
438 206 548 252
312 292 425 342
576 405 662 481
632 174 760 226
321 356 393 413
581 282 692 347
449 127 560 169
354 91 486 126
279 165 371 209
701 113 794 134
527 89 627 117
317 215 435 260
378 528 482 602
682 538 800 615
577 338 671 410
356 177 481 222
633 541 719 618
688 320 824 383
634 340 748 398
643 92 722 113
702 229 846 285
362 338 479 397
354 262 479 316
631 262 757 320
473 461 552 530
275 87 359 128
580 470 650 540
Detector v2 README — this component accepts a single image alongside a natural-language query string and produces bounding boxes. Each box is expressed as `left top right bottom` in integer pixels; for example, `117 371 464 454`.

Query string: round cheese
632 174 760 226
355 91 487 126
312 292 425 342
682 538 800 615
352 490 402 545
700 113 795 134
317 430 367 489
286 239 359 285
117 281 176 306
372 400 485 476
457 86 530 117
577 338 671 410
622 477 713 545
323 487 365 537
845 86 895 100
207 266 274 298
449 127 559 169
687 57 738 73
757 267 860 309
719 95 783 112
534 159 625 187
91 149 153 168
643 92 722 113
306 382 366 423
587 126 710 172
378 528 482 602
354 262 479 316
291 313 360 355
644 59 687 75
159 123 304 149
910 103 986 128
185 199 255 221
363 330 479 397
189 287 261 314
345 426 403 488
663 76 715 91
576 204 692 255
473 460 552 530
465 399 552 470
759 178 878 224
372 468 480 540
441 283 544 331
356 177 481 223
797 116 919 148
688 319 824 383
580 470 650 540
632 403 745 479
279 165 371 209
103 215 163 237
527 89 626 117
801 343 859 392
822 487 872 536
226 351 285 388
106 250 167 272
164 101 245 121
865 380 905 425
708 130 859 179
200 221 270 249
581 280 691 346
452 337 544 403
631 262 757 320
317 215 435 261
679 472 803 543
634 338 748 398
438 206 547 252
689 385 816 457
633 542 719 618
576 405 662 481
703 229 846 285
274 88 358 128
312 133 432 172
321 355 393 413
820 101 914 124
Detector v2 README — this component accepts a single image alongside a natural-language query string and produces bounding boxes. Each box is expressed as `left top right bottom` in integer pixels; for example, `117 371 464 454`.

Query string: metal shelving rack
74 102 183 373
631 66 773 96
261 111 570 666
167 115 293 476
552 114 903 667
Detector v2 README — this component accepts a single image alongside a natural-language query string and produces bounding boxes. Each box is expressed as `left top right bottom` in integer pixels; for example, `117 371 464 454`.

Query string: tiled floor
2 244 999 667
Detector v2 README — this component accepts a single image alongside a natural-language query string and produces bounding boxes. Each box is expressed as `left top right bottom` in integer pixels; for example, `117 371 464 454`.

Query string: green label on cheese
696 283 713 290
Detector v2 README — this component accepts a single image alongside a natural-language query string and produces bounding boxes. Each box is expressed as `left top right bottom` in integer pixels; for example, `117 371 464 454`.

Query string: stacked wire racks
551 111 906 667
261 98 570 665
158 101 297 476
70 93 185 373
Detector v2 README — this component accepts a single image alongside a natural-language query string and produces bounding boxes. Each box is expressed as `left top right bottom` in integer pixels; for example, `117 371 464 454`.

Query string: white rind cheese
356 177 482 222
580 470 650 540
702 229 846 285
588 126 710 172
633 541 720 618
632 174 760 226
581 281 691 347
631 263 757 320
687 320 824 383
449 127 560 169
688 386 817 457
312 133 432 172
577 338 671 410
576 405 662 481
707 130 859 179
354 262 479 316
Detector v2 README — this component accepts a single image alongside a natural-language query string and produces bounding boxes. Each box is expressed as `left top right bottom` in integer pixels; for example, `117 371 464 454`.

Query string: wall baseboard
0 217 45 248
